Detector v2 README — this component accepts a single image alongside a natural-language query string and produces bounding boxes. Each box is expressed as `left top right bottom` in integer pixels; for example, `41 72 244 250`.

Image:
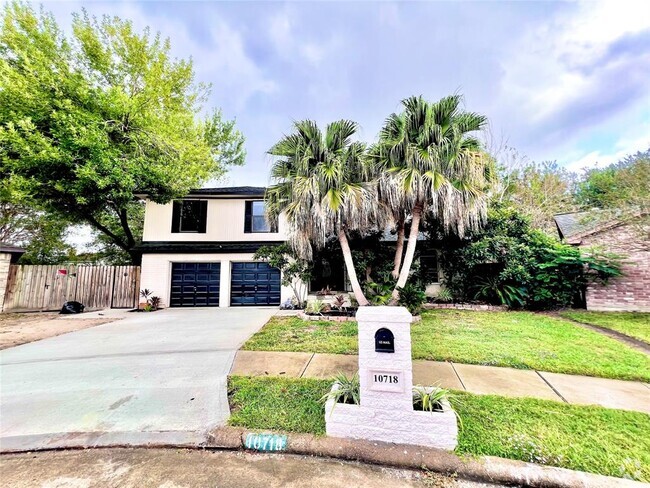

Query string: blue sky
42 0 650 187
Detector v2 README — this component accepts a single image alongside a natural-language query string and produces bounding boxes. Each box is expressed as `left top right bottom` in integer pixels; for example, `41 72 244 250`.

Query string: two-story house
137 187 292 308
137 186 444 309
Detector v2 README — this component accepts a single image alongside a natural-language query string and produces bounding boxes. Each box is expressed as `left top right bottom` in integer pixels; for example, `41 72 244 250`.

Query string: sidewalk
230 351 650 414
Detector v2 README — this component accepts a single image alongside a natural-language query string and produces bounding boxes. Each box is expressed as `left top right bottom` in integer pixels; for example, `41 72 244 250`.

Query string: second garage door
230 262 281 306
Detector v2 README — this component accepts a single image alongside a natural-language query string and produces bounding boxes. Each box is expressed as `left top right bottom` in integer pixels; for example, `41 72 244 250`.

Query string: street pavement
0 448 504 487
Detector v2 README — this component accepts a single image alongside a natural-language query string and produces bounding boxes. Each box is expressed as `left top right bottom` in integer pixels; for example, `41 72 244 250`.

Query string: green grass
241 316 359 354
242 311 650 382
227 376 650 481
559 311 650 344
228 376 328 434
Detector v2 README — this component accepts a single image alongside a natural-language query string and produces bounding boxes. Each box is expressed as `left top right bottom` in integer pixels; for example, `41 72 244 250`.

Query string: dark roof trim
135 187 267 199
135 240 283 254
189 186 267 195
0 242 26 254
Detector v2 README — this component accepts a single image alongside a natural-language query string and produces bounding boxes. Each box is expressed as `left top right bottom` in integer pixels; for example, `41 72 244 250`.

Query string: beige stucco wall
142 199 288 242
0 252 11 311
140 253 298 308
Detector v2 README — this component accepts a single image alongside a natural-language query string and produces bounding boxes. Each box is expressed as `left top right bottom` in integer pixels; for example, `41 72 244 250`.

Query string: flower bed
298 311 421 323
324 382 458 450
424 303 507 311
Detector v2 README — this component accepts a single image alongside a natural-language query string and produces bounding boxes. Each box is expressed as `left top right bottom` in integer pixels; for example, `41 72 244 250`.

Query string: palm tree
266 120 384 306
371 95 494 302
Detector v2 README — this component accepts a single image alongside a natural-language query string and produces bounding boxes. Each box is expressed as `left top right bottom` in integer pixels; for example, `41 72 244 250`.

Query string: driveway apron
0 307 275 451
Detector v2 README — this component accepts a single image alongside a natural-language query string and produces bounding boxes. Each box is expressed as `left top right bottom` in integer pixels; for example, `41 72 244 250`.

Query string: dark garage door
170 263 221 307
230 262 281 306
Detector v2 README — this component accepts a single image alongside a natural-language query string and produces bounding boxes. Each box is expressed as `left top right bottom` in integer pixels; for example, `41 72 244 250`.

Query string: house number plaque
368 369 404 392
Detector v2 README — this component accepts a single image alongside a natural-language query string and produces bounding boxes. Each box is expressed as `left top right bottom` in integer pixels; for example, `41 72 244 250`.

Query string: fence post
0 253 11 312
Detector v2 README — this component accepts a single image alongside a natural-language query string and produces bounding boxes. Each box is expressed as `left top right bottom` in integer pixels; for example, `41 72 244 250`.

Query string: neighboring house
137 187 289 308
0 242 25 312
554 211 650 312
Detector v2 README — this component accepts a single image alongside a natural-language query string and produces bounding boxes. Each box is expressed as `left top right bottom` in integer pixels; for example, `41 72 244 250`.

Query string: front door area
170 262 221 307
230 262 281 306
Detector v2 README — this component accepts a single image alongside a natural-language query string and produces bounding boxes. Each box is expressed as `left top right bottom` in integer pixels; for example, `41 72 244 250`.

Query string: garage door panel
170 263 220 307
230 262 281 306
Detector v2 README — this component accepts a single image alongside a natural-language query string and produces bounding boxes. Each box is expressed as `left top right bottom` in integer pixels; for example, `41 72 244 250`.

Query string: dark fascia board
0 242 26 253
135 187 267 199
135 240 283 254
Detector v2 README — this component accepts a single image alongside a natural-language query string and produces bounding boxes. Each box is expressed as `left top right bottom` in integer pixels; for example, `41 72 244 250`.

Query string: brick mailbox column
357 306 414 411
325 305 458 449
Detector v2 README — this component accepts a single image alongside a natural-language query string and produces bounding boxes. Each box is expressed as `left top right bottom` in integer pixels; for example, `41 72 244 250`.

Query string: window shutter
244 201 252 233
171 201 182 233
198 200 208 233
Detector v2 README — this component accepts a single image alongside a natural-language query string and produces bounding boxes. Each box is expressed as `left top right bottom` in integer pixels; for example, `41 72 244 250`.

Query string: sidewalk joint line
299 353 315 378
449 362 466 391
535 370 568 403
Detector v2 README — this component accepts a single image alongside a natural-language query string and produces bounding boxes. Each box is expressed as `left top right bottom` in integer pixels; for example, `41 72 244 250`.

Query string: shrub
435 206 622 310
397 282 427 315
305 299 328 315
140 289 161 311
321 373 360 406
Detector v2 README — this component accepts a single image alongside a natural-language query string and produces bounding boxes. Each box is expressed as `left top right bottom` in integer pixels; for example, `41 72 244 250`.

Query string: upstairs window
171 200 207 233
244 200 277 233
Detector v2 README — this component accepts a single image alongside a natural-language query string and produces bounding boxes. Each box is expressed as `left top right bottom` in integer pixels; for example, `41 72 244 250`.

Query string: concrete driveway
0 307 276 452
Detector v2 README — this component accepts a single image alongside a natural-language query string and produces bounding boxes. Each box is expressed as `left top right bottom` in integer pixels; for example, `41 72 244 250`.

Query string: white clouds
205 20 278 109
44 0 277 111
563 123 650 172
499 0 650 124
266 6 337 67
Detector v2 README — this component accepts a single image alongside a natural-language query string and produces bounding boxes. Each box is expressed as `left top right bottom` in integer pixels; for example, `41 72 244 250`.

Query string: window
420 252 440 284
171 200 207 233
244 200 277 233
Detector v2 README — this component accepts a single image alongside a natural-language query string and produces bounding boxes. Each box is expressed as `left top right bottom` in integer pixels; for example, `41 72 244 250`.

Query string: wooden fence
2 265 140 312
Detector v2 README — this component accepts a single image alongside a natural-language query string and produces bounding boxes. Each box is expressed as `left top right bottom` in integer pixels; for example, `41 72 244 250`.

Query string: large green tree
0 199 74 264
576 148 649 210
497 160 577 233
266 120 385 306
370 95 494 302
575 148 649 247
0 2 244 263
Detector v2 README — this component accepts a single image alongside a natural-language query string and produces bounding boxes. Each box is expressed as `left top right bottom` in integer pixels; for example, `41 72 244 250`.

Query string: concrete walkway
0 307 276 452
231 351 650 414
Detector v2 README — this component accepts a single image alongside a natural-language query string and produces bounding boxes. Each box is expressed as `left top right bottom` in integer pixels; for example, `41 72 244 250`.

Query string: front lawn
227 376 650 482
559 311 650 344
242 310 650 382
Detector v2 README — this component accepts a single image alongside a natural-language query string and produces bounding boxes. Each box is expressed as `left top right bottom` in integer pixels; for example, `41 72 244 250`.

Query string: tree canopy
266 119 384 305
576 148 649 212
0 1 245 263
371 95 494 301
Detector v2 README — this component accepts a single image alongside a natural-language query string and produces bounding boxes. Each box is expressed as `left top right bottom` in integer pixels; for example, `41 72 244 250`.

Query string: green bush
397 282 427 314
435 206 622 310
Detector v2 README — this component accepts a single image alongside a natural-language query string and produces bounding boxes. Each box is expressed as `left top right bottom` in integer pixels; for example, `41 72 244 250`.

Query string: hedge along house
554 211 650 312
137 187 293 308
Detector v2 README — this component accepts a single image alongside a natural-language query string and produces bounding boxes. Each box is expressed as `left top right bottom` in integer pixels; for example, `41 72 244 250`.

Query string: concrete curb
206 427 645 488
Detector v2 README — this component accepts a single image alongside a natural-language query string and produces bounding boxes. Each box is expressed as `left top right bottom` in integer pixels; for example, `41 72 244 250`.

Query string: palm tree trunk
391 202 423 303
391 218 405 279
338 228 370 306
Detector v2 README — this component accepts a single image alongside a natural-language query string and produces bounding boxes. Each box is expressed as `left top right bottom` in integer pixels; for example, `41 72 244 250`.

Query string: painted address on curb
244 433 287 452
